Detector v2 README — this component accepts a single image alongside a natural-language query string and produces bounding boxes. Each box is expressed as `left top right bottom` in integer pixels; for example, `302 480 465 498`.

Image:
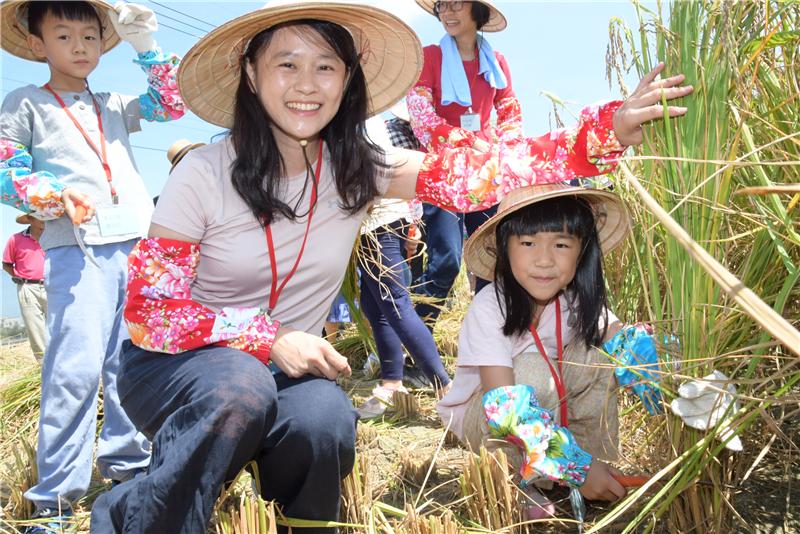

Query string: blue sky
1 0 656 318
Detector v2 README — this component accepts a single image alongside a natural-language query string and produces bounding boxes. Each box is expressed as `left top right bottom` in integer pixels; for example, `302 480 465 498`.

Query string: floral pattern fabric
603 323 671 414
0 48 184 217
125 237 280 365
416 100 625 213
483 384 593 487
407 86 478 152
0 140 65 218
135 49 185 122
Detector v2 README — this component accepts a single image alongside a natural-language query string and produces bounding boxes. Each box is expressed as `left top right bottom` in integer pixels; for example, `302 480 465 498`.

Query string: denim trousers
24 240 151 510
412 204 463 323
360 221 450 387
91 343 358 533
413 204 498 322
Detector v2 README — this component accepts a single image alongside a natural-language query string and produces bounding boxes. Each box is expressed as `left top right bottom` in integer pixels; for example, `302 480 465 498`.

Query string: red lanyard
529 298 568 427
265 141 323 314
44 84 117 203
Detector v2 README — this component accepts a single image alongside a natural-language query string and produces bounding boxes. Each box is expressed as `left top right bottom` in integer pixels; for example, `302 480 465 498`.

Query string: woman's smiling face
246 25 348 148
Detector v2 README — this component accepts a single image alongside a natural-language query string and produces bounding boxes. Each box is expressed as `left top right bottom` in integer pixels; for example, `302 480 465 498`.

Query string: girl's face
508 231 581 307
245 26 348 149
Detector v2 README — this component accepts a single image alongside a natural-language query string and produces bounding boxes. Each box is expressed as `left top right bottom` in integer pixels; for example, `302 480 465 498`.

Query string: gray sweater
1 85 154 250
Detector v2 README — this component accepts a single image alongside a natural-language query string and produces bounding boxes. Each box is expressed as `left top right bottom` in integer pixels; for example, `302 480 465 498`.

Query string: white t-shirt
152 137 389 335
437 283 618 438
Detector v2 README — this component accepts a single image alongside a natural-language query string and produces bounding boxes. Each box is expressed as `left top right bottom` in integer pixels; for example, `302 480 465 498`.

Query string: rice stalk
604 0 800 530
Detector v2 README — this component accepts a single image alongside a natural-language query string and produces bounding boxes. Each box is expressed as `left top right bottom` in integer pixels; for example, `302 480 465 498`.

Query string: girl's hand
579 460 627 501
612 62 694 146
62 188 95 224
270 326 352 381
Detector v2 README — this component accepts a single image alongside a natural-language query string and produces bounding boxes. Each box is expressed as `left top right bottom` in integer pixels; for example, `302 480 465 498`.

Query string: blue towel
439 34 508 107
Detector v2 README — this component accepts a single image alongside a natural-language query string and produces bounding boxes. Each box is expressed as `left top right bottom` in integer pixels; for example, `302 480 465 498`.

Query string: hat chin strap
299 139 308 147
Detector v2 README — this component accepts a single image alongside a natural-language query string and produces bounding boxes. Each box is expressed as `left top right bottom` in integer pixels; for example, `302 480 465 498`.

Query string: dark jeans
360 221 450 387
412 204 463 324
91 343 357 534
412 204 497 323
462 205 497 295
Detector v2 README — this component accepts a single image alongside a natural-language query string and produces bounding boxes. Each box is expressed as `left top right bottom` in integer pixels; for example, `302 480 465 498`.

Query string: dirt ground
1 339 798 533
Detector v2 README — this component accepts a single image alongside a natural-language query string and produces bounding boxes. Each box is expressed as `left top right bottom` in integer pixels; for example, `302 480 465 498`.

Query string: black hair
493 196 609 346
230 20 385 225
26 1 103 39
434 2 491 31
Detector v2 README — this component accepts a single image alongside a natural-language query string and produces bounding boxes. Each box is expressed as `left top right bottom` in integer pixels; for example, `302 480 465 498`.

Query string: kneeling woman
91 1 690 532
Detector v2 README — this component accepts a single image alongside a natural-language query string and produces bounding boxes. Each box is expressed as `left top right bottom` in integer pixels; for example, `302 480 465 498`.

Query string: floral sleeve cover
134 49 185 122
125 237 280 365
406 86 477 152
0 139 65 218
484 384 593 488
494 95 524 142
416 100 625 212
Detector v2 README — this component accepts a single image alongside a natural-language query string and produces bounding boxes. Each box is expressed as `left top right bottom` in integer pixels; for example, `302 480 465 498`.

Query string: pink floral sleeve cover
415 99 625 213
125 237 280 365
484 384 592 488
0 48 184 218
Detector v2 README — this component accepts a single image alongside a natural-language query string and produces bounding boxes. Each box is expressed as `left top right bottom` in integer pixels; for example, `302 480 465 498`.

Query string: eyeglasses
433 1 466 15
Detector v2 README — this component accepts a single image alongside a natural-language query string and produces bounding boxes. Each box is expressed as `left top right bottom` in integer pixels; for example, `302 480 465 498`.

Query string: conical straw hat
463 183 630 281
0 0 120 62
414 0 507 32
178 0 422 129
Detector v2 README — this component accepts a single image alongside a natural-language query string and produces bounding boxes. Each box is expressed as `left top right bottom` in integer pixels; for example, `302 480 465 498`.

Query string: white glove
108 2 158 53
670 370 742 451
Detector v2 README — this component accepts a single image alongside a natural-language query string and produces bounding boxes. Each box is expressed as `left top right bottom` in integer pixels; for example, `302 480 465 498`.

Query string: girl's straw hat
464 183 631 281
15 213 34 225
178 0 422 129
415 0 507 32
0 0 120 62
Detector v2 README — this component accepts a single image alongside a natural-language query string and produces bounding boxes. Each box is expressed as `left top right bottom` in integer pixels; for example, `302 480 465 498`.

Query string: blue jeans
91 344 357 533
412 204 463 323
462 205 497 294
25 240 150 510
360 222 450 387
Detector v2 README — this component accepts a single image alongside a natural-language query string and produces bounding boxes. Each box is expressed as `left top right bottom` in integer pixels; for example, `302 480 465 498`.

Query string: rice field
2 0 799 531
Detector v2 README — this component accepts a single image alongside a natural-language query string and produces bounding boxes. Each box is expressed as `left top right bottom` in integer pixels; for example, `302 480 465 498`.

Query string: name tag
460 112 481 131
96 204 140 237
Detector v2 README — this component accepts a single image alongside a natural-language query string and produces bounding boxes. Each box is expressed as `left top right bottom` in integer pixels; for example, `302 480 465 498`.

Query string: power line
131 144 167 153
148 0 217 30
158 21 203 39
152 10 212 35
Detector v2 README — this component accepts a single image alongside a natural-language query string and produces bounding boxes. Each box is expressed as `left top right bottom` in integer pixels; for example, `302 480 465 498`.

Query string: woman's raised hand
612 62 693 146
270 326 352 380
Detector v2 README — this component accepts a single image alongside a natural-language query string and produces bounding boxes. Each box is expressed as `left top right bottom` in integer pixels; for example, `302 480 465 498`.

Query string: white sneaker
356 385 408 419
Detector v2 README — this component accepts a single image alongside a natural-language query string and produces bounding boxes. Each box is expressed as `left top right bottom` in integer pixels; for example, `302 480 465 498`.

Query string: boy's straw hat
178 0 422 129
15 213 34 224
167 139 205 170
415 0 507 32
463 183 630 281
0 0 121 62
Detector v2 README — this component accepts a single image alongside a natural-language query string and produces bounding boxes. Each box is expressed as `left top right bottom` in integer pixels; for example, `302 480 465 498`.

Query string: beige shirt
152 137 388 335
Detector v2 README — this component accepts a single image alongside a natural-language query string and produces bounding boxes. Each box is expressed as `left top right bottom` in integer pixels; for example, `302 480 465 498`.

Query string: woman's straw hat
178 0 422 129
167 139 205 170
415 0 507 32
0 0 120 62
463 183 630 281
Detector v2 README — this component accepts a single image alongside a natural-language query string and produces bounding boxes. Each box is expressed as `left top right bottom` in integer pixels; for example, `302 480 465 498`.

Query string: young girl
438 182 635 517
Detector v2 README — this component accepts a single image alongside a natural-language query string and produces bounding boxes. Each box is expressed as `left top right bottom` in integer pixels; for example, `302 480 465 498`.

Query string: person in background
356 115 451 419
407 0 518 328
3 213 47 361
